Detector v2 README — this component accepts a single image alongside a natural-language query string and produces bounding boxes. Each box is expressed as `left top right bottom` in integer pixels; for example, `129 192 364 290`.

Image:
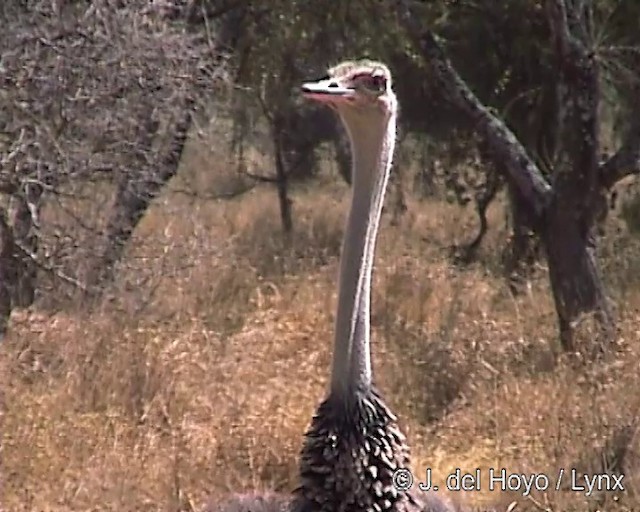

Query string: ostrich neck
330 106 396 400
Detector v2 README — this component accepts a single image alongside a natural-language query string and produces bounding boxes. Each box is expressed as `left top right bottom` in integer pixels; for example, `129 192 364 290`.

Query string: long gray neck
330 105 397 401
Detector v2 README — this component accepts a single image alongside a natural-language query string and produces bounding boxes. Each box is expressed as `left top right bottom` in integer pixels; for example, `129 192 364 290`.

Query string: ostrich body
211 61 461 512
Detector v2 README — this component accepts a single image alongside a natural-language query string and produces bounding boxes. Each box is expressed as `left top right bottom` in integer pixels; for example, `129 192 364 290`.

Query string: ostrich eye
353 73 386 92
370 75 386 90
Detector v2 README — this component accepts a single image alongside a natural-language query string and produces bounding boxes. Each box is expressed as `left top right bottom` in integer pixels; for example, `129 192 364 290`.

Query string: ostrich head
301 60 396 124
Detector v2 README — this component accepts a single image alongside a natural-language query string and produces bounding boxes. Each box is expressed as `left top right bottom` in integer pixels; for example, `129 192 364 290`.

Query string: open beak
301 78 354 104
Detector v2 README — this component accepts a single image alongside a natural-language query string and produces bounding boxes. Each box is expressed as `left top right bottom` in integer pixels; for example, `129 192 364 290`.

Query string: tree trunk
89 102 193 289
92 176 152 286
503 182 540 293
543 205 613 352
545 0 614 350
415 155 437 198
334 127 351 185
0 211 16 335
456 169 500 263
8 187 41 307
272 116 293 235
389 157 408 226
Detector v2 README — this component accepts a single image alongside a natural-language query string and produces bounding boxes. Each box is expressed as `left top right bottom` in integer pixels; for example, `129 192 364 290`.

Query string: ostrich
211 61 467 512
292 61 459 512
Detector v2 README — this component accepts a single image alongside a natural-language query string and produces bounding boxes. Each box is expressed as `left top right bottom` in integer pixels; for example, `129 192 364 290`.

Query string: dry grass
2 136 640 512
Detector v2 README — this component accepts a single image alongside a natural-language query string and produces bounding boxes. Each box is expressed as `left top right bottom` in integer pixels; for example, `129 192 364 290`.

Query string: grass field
2 128 640 512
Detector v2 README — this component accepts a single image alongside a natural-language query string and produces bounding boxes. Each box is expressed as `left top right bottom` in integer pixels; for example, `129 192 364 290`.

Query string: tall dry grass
2 131 640 512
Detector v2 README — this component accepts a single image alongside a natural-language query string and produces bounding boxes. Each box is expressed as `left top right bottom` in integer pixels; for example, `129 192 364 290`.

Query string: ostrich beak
301 78 354 104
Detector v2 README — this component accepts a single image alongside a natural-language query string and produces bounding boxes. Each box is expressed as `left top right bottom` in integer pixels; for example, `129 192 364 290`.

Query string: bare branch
14 239 91 294
600 141 640 188
169 184 257 200
241 169 280 184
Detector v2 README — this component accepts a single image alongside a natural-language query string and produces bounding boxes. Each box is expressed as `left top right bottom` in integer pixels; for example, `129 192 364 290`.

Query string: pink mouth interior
302 90 354 105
